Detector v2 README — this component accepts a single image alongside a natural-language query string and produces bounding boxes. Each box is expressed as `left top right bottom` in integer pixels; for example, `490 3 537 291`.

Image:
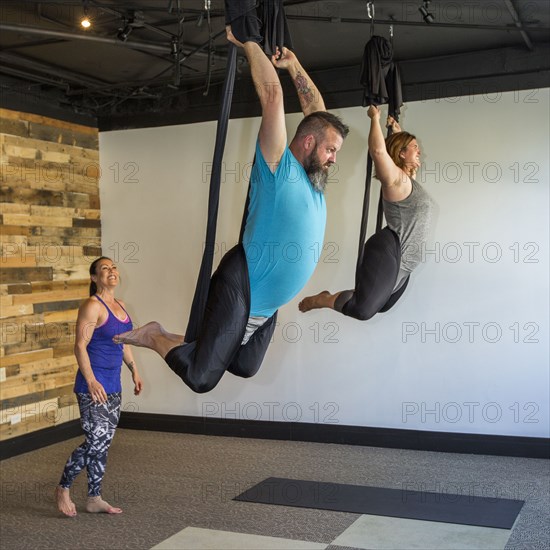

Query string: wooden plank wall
1 108 101 441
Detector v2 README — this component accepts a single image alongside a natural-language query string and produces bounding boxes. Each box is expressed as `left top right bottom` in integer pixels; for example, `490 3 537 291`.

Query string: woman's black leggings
335 227 407 321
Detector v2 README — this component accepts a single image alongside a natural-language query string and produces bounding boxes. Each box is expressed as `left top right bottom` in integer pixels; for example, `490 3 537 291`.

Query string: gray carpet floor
1 429 548 550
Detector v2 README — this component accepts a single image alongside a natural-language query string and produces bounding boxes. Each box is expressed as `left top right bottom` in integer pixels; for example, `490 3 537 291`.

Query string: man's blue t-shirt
242 141 327 317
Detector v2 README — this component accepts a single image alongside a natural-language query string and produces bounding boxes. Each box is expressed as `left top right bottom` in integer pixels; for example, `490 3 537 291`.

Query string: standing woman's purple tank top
74 295 132 394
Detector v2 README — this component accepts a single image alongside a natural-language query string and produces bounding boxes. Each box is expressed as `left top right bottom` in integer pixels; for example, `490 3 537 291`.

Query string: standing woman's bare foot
55 486 77 517
86 496 122 514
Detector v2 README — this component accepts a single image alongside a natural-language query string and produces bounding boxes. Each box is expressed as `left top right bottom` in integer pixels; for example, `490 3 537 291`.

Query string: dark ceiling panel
0 0 548 129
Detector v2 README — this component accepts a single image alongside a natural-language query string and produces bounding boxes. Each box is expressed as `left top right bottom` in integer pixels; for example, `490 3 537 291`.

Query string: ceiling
1 0 549 130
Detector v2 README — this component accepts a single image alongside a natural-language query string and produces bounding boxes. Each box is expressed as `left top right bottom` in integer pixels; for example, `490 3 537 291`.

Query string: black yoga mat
234 477 524 529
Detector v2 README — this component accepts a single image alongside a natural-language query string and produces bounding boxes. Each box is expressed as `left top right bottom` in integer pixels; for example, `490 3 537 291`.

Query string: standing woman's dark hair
89 256 113 296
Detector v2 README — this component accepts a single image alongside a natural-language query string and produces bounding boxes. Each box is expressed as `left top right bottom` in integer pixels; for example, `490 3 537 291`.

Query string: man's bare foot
86 496 122 514
55 486 77 517
114 321 185 357
113 321 164 348
299 291 333 312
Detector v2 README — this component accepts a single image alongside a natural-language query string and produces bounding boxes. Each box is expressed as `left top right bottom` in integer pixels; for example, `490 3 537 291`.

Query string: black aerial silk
165 0 292 393
360 35 402 116
338 35 408 321
225 0 293 55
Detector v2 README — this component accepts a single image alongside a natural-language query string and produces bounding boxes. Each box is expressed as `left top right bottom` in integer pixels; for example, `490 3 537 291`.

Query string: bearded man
114 31 349 392
227 29 350 342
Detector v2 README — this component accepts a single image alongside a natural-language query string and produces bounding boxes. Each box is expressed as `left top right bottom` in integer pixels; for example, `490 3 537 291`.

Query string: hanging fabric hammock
165 1 292 393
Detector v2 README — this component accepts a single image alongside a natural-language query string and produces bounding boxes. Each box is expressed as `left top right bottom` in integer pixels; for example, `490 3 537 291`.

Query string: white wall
99 88 549 438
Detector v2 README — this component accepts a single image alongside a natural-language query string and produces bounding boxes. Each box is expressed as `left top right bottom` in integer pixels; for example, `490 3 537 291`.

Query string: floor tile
331 514 512 550
151 526 328 550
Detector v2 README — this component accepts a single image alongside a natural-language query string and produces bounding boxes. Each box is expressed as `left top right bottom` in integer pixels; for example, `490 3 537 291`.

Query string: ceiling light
80 0 91 29
419 1 434 24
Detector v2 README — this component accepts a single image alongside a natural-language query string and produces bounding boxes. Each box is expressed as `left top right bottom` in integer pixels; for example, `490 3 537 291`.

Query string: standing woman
55 257 143 516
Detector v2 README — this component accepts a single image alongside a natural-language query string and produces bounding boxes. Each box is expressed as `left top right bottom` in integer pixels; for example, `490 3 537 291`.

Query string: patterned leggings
59 393 121 497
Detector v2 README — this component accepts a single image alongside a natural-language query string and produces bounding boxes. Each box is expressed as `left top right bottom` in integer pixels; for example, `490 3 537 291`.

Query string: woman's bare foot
86 496 122 514
299 291 334 312
55 486 77 517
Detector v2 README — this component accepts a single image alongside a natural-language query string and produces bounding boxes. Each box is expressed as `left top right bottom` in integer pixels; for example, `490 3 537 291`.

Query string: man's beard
304 151 330 193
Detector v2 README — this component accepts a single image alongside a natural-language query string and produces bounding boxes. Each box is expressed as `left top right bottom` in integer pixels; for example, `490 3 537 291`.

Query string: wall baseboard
1 420 81 461
2 414 547 460
118 412 549 460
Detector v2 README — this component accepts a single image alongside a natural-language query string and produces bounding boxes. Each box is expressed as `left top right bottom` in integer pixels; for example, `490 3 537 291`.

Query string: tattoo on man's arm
295 71 314 105
126 361 135 373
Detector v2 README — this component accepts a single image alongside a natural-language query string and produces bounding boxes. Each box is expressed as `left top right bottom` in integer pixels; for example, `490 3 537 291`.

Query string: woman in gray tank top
299 105 435 320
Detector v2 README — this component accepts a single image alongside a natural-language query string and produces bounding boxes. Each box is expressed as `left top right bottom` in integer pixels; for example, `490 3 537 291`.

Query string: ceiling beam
99 43 550 131
0 65 69 89
285 14 549 33
0 22 171 54
0 22 226 64
0 50 109 88
503 0 534 50
0 37 67 51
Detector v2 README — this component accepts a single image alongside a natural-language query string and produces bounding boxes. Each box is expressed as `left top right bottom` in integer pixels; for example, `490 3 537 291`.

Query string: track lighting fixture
419 1 435 24
117 23 133 41
116 11 145 42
